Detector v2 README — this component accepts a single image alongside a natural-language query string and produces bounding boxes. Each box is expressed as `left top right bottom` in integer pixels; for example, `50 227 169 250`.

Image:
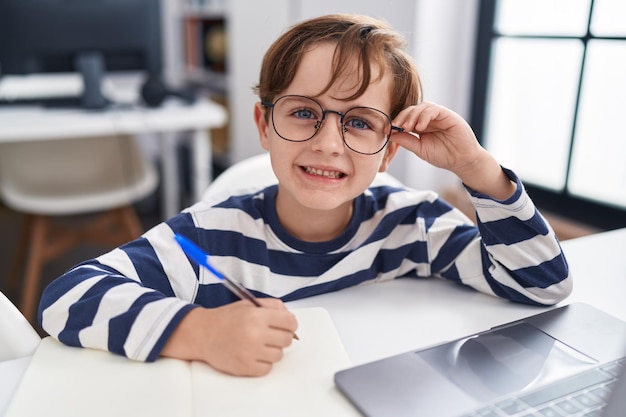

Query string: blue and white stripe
39 171 571 362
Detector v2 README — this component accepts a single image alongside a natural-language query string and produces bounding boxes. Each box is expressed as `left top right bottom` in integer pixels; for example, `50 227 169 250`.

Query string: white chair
0 135 158 323
202 153 278 201
0 290 40 362
203 152 404 201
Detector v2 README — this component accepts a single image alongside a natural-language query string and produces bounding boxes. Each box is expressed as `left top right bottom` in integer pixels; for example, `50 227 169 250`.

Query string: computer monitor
0 0 162 109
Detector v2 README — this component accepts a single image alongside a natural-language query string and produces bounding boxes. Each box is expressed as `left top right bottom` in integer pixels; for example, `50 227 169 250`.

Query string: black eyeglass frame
262 94 404 155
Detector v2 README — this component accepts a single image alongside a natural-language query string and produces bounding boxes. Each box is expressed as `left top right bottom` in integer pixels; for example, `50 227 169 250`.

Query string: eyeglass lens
270 95 392 154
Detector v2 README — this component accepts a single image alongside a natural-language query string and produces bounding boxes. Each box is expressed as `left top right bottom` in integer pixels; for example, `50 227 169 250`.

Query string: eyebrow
297 94 392 115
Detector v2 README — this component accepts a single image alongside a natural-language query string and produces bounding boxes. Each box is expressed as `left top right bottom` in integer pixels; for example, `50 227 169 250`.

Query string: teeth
304 166 344 179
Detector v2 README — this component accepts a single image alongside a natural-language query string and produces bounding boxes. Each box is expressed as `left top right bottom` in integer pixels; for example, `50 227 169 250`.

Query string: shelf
182 12 227 88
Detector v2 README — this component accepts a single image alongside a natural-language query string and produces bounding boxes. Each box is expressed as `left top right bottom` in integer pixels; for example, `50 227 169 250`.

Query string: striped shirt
39 169 571 362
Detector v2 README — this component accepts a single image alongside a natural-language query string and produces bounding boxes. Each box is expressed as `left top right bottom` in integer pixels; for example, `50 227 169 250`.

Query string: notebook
335 302 626 417
6 307 360 417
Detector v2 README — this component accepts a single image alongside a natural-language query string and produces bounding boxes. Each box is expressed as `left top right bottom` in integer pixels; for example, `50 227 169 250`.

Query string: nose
311 111 345 154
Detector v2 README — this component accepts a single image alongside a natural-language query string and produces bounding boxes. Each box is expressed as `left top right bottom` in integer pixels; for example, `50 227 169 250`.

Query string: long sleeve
38 216 202 362
429 167 571 305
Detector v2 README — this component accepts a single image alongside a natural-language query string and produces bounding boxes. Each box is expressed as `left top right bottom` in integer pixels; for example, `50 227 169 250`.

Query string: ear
254 102 271 151
378 141 400 173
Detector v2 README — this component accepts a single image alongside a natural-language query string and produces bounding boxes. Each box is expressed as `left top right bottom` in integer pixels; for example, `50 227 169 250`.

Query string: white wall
406 0 479 191
226 0 479 192
227 0 291 164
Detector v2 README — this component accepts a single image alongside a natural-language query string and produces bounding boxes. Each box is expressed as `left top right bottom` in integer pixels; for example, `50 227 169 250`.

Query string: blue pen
174 234 299 340
174 233 262 307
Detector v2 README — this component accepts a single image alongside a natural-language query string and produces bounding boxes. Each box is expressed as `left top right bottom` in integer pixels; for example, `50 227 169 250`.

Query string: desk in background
1 228 625 415
0 98 227 219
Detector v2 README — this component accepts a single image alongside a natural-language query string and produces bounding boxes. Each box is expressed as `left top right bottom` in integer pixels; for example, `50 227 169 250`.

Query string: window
472 0 626 229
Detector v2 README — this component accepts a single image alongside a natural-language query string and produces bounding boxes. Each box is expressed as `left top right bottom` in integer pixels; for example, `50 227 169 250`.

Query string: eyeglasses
262 95 404 155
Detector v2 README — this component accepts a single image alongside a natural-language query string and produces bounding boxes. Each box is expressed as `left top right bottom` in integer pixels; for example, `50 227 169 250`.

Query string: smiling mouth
302 166 346 179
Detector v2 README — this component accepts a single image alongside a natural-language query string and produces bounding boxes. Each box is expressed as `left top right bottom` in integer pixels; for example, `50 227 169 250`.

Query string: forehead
284 42 393 111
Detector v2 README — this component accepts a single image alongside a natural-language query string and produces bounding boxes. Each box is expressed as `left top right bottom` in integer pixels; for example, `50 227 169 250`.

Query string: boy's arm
422 170 572 306
38 253 196 362
39 213 296 375
391 102 571 305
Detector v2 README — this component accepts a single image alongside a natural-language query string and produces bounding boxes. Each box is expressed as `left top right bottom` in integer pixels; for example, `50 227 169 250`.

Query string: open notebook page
6 307 357 417
190 307 358 416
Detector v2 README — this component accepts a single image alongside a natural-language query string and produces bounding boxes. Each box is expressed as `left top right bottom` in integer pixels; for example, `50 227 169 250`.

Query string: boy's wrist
160 306 208 362
457 153 516 201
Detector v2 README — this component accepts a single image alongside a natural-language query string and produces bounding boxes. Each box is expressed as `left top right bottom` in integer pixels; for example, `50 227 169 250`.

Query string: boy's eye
293 109 317 119
345 117 371 130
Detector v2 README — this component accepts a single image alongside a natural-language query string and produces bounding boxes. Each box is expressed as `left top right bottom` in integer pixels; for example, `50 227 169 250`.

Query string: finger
391 106 415 128
272 309 299 335
259 344 285 364
393 103 425 131
390 130 420 142
413 103 448 132
389 133 419 154
246 360 274 377
256 302 298 330
393 102 437 133
266 326 296 348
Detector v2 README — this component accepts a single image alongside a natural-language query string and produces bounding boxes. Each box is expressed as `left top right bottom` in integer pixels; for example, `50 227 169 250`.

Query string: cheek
267 140 298 175
353 156 385 186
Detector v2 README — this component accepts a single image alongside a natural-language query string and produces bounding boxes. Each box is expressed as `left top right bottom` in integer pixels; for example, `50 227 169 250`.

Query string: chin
295 191 354 212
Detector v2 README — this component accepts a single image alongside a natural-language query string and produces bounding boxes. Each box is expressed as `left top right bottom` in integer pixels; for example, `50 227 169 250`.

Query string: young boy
39 14 571 377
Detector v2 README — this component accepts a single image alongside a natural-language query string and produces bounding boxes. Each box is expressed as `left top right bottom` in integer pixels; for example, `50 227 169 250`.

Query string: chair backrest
0 135 158 215
0 291 40 362
202 153 405 202
203 153 278 201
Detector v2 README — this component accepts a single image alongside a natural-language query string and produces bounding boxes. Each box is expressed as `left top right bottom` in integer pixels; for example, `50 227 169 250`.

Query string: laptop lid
335 303 626 417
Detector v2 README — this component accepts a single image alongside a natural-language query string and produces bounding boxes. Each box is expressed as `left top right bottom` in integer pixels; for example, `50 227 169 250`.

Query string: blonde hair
254 14 422 119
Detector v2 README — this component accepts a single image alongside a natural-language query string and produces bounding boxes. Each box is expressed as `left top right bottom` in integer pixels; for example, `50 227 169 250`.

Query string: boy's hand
391 101 483 175
162 298 298 376
391 101 516 200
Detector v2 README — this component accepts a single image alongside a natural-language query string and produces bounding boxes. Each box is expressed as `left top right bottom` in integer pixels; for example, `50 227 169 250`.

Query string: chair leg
20 215 47 323
117 205 144 240
77 206 144 247
7 214 33 301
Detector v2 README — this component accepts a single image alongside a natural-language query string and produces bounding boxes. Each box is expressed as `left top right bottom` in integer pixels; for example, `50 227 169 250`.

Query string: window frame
470 0 626 230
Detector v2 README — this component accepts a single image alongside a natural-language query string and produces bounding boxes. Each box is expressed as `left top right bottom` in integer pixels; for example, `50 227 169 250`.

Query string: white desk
1 228 625 415
0 98 227 219
288 227 626 365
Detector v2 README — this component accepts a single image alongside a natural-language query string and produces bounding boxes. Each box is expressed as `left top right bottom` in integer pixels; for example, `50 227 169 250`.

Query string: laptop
335 302 626 417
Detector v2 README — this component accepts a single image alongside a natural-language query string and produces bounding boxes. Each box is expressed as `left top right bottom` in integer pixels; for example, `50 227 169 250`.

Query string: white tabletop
288 227 626 365
1 228 625 415
0 97 226 142
0 357 31 417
